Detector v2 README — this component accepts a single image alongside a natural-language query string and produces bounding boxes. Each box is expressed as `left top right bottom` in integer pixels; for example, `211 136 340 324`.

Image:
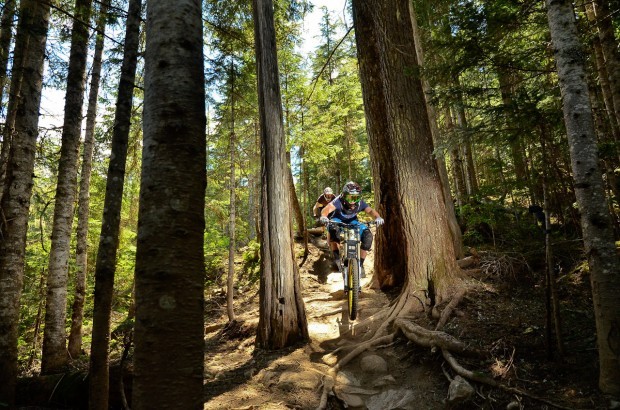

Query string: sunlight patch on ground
308 321 339 341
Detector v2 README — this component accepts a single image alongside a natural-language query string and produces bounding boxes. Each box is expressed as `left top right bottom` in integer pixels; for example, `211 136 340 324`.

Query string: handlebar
325 220 379 228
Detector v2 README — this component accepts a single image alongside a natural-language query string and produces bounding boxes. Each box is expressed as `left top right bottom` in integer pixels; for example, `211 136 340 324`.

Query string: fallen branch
457 255 478 269
442 350 574 410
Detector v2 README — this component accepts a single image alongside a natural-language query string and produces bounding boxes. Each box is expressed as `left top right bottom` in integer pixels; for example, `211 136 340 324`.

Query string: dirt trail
203 238 446 409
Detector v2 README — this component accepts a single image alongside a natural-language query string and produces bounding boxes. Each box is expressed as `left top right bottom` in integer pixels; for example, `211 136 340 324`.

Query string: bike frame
328 220 375 320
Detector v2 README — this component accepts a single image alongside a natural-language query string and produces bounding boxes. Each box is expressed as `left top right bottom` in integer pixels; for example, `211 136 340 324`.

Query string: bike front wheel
347 258 360 320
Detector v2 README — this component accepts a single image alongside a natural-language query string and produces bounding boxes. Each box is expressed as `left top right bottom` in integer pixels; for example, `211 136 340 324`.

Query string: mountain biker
312 187 336 231
312 187 336 226
319 181 384 276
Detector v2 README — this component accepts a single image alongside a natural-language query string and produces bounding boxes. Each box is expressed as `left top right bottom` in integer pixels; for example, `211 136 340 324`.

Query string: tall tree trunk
253 0 309 349
132 0 206 407
0 0 20 205
497 70 531 196
445 108 466 209
542 179 564 359
0 0 15 104
352 0 461 302
88 0 140 407
227 61 237 323
0 0 51 405
586 6 620 145
68 0 111 361
300 143 308 221
287 152 306 238
454 95 478 197
248 166 257 240
545 0 620 394
42 0 93 375
590 0 620 131
410 7 463 259
28 268 47 369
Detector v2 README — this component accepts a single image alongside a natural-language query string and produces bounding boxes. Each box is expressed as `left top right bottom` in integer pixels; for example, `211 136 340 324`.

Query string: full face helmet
341 181 362 210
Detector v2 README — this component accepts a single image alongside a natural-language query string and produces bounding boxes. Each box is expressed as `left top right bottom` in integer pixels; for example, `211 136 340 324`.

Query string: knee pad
361 229 373 251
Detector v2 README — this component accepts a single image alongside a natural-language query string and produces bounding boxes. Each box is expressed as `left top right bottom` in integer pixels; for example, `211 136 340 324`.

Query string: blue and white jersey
330 196 369 223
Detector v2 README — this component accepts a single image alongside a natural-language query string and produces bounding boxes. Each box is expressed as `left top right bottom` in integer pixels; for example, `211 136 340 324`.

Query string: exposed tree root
435 288 466 330
333 334 396 372
395 317 486 358
442 350 574 410
316 373 335 410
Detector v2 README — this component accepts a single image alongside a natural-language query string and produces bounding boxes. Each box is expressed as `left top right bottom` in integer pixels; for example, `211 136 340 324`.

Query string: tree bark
352 0 462 302
132 0 206 407
68 0 111 361
590 0 620 132
454 93 478 198
0 0 51 406
88 0 140 408
42 0 94 375
585 5 620 143
445 108 466 209
253 0 309 349
410 7 463 259
0 0 15 106
227 61 237 323
287 151 306 238
0 0 20 206
545 0 620 394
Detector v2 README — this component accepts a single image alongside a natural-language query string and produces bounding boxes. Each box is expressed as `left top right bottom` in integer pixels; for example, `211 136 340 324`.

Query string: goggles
343 193 361 204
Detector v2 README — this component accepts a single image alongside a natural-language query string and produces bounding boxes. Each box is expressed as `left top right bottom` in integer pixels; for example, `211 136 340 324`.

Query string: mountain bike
327 220 377 321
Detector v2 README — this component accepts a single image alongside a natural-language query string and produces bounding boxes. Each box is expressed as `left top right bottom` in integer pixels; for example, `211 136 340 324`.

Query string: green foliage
241 240 261 282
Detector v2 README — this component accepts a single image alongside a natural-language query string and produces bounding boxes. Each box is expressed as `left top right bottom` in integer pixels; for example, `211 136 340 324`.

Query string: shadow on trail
202 326 301 403
309 244 333 285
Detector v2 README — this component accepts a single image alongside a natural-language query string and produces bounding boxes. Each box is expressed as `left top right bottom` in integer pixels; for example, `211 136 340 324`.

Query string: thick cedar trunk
545 0 620 394
68 0 111 360
410 8 463 259
352 0 461 300
0 0 51 406
132 0 206 407
42 0 93 375
253 0 309 349
88 0 140 408
351 0 407 288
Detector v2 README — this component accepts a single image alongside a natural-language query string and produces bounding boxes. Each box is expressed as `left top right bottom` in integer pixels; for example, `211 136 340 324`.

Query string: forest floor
200 235 616 410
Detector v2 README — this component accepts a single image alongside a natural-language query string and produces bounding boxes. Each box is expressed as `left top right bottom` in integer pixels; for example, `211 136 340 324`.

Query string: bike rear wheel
347 258 359 320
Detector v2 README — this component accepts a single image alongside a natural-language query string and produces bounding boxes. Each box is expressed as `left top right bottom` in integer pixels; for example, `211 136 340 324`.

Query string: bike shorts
328 219 373 251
